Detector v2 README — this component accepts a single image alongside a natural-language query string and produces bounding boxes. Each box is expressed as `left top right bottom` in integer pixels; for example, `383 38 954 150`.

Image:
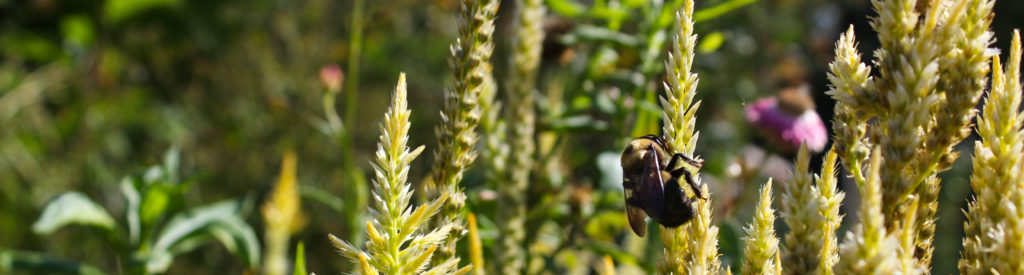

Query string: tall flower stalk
496 0 545 273
657 1 721 273
331 74 469 275
430 0 500 263
835 148 899 274
960 30 1024 275
779 145 844 275
741 179 781 275
261 151 304 275
825 0 995 268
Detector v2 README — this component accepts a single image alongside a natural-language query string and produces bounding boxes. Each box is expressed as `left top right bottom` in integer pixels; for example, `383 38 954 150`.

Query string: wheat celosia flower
825 27 872 183
780 144 825 275
261 151 305 275
778 144 844 275
496 0 545 273
741 178 781 275
656 1 721 274
835 148 898 275
430 0 500 264
331 73 469 275
960 30 1024 275
826 0 996 268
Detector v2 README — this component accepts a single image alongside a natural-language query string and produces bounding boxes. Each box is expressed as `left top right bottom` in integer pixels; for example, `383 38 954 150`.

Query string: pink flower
319 65 344 94
745 91 827 153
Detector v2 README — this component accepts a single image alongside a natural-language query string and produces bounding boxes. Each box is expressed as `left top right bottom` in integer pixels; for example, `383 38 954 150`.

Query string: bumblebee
620 135 705 237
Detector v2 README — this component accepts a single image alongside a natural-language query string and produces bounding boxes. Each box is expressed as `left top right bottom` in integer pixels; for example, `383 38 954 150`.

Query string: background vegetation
1 0 1022 274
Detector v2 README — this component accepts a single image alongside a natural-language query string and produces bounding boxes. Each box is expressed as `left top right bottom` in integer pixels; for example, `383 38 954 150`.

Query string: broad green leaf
293 242 306 275
146 200 261 273
33 192 117 235
0 249 107 275
206 216 261 269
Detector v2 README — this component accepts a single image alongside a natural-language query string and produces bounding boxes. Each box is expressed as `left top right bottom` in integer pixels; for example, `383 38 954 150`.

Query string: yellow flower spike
262 151 303 275
657 1 721 273
742 179 780 275
961 30 1024 275
331 73 464 274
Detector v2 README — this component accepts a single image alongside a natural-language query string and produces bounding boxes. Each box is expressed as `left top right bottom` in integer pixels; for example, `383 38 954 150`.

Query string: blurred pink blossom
320 65 344 94
745 95 827 153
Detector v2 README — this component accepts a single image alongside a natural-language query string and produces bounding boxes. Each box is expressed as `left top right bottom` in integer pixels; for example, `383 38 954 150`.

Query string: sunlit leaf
140 185 171 226
33 192 116 235
545 0 585 17
694 0 759 23
698 32 725 53
146 199 260 273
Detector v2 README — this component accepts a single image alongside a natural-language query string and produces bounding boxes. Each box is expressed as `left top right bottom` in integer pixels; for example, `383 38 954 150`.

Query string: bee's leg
667 153 704 170
670 167 706 199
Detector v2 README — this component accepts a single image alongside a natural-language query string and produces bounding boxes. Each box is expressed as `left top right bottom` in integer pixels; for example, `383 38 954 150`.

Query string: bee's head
621 136 667 176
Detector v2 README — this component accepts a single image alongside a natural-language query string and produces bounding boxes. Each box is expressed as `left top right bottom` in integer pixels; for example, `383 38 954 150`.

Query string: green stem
345 0 364 138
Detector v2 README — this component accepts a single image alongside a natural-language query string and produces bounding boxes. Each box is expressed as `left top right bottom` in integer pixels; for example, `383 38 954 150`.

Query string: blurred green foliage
1 0 1022 274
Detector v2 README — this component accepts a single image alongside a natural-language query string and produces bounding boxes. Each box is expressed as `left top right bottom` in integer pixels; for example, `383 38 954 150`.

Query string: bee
620 135 706 237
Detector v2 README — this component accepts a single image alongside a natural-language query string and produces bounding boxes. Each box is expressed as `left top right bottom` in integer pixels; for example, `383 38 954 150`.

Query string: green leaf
120 178 141 245
146 200 261 273
698 31 725 53
60 15 95 48
162 148 180 184
545 0 585 17
104 0 181 23
299 185 344 214
694 0 759 23
33 192 117 235
140 185 171 226
0 249 107 275
293 242 306 275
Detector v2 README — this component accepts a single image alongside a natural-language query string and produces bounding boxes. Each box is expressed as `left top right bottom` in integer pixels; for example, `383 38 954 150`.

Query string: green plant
960 30 1024 275
262 152 305 275
428 0 500 265
657 1 721 273
30 149 260 274
331 73 469 275
740 178 780 275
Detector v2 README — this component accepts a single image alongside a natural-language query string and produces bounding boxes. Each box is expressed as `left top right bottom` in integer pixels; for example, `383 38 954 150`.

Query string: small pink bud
320 65 344 94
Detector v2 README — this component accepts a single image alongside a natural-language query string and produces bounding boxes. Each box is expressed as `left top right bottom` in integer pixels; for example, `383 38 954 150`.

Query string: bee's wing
625 195 648 237
639 147 666 219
